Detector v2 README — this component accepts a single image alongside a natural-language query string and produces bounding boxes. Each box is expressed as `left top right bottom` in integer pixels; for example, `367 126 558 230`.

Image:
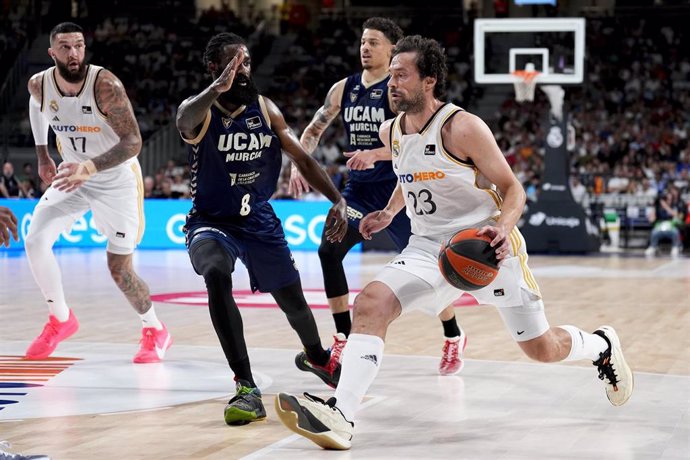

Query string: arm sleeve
29 96 49 146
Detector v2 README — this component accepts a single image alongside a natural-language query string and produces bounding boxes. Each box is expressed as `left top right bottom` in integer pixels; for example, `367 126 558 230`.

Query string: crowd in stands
0 1 32 86
2 5 688 251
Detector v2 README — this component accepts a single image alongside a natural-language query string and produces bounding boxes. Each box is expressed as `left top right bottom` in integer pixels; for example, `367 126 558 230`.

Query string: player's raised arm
176 49 244 140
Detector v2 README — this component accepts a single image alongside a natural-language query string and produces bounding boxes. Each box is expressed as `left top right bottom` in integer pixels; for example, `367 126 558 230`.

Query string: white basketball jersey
390 103 502 238
40 65 136 181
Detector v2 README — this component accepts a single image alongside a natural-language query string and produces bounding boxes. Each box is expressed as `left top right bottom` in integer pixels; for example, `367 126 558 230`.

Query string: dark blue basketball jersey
341 73 396 183
186 99 282 220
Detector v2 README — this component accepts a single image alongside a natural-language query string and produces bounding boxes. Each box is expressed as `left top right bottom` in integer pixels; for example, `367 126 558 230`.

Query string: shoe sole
224 406 267 426
274 393 351 450
24 322 80 360
295 354 338 389
439 334 468 376
599 325 634 406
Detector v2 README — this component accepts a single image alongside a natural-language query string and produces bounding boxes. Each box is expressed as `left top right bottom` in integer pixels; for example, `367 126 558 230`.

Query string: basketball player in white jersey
24 22 172 363
290 17 466 376
275 35 633 450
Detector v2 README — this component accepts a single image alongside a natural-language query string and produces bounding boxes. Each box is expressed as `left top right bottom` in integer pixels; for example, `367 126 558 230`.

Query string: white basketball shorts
373 229 549 341
32 162 145 255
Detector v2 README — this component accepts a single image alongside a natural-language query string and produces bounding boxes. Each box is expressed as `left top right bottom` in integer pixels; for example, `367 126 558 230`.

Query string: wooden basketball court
1 248 688 459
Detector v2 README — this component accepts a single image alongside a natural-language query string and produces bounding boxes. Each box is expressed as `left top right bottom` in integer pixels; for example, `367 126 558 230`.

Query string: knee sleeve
189 238 235 280
318 225 363 298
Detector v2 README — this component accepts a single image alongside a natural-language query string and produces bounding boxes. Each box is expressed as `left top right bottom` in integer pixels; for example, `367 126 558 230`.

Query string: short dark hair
362 17 403 46
393 35 447 98
50 22 84 43
203 32 246 68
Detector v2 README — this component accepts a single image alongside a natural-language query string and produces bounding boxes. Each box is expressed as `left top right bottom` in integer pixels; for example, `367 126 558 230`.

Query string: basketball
438 228 499 291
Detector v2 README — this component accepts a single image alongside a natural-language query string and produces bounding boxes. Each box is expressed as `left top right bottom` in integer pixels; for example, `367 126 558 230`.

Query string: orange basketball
438 228 499 291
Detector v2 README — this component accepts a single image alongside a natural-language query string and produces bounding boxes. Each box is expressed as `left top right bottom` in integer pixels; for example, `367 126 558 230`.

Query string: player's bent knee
318 239 348 265
189 238 235 281
24 229 50 256
353 284 399 323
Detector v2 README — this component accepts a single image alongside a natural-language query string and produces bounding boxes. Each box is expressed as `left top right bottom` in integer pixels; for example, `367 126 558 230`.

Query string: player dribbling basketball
274 35 634 451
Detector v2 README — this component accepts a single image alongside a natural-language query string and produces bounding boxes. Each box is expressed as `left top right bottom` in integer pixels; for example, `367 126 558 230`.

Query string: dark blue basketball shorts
343 179 412 251
185 206 299 293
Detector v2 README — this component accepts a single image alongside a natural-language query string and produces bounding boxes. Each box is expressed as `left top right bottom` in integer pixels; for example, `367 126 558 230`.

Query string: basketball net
512 69 540 102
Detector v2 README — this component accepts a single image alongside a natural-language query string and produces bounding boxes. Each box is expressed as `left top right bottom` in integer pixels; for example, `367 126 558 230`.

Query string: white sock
333 333 385 422
24 205 73 322
139 305 163 330
559 325 608 362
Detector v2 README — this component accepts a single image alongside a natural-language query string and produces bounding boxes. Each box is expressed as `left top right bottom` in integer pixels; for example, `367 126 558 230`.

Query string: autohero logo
50 124 102 133
528 212 580 228
398 170 446 183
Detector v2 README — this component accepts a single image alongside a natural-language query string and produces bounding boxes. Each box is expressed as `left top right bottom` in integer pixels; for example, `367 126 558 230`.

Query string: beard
218 74 259 106
393 90 425 113
55 58 88 83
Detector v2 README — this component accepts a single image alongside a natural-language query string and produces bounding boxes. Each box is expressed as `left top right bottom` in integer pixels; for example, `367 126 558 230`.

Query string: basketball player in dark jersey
289 18 466 375
176 32 348 426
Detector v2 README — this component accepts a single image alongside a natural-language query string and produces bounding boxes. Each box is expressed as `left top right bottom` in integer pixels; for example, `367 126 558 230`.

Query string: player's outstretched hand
0 206 19 248
288 164 311 198
344 150 376 170
359 209 394 240
324 198 348 243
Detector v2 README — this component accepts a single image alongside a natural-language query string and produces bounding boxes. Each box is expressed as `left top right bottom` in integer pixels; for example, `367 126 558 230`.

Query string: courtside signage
0 199 356 252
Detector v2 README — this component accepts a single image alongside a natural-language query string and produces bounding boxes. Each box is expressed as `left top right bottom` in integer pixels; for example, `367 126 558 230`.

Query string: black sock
305 343 330 367
442 316 461 338
333 311 352 337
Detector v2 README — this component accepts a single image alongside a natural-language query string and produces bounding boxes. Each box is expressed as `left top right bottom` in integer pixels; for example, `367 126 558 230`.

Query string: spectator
143 176 155 198
1 162 22 197
645 186 685 258
570 175 587 206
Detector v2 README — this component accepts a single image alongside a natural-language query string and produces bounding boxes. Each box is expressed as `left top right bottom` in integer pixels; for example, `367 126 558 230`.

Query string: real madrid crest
49 100 59 113
392 139 400 157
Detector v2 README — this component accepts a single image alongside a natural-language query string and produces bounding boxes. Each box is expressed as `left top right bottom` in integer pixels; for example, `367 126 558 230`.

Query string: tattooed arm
289 79 345 198
90 69 142 170
52 69 142 192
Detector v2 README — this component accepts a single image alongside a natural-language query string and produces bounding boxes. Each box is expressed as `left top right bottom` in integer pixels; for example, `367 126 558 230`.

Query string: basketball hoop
512 69 540 102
